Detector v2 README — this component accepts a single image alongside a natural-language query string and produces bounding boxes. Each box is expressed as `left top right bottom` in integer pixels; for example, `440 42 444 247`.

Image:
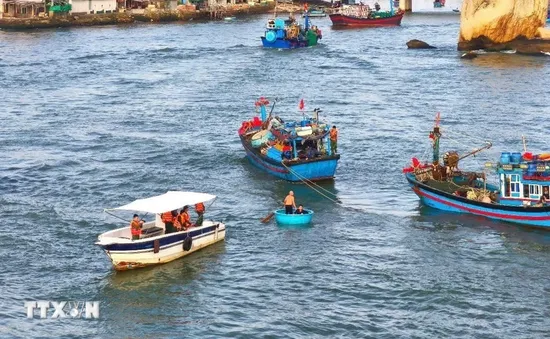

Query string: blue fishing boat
404 113 550 229
238 97 340 182
274 209 314 225
261 10 322 49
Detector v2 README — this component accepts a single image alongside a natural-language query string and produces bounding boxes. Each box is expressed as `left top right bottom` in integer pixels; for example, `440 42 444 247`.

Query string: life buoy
183 236 192 251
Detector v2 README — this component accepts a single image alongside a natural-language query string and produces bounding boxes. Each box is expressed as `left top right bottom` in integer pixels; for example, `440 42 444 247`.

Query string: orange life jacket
161 211 173 223
178 212 191 228
329 128 338 141
195 203 205 214
130 220 142 236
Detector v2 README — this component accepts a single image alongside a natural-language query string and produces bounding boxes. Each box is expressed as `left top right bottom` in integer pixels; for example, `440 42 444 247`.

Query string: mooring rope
280 160 341 204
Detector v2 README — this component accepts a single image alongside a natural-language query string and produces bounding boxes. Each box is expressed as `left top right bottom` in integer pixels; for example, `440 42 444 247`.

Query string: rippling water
2 13 550 338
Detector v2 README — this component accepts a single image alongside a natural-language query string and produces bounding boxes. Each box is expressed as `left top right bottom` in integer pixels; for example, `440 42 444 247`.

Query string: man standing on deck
283 191 297 214
195 202 205 226
130 214 144 240
161 210 175 234
329 125 338 154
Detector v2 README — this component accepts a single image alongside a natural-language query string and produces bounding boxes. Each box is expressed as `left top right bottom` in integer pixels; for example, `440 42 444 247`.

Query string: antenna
522 135 527 153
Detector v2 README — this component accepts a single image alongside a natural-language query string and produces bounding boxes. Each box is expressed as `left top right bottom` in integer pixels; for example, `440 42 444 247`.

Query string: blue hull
241 138 339 182
261 37 310 49
274 209 313 224
406 173 550 228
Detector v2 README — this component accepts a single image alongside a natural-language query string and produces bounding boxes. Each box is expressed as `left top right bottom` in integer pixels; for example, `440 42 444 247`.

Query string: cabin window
530 185 541 196
505 174 520 197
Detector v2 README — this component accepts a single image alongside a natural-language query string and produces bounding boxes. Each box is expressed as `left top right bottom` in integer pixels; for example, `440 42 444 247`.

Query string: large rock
458 0 549 51
406 39 436 49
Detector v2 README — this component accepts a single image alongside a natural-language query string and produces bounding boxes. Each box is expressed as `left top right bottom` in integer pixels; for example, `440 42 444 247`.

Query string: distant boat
224 16 236 21
238 97 340 182
329 1 404 27
452 8 460 13
302 6 327 17
261 12 322 49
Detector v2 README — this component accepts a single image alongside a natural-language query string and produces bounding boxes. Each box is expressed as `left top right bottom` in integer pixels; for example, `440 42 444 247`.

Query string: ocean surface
1 13 550 339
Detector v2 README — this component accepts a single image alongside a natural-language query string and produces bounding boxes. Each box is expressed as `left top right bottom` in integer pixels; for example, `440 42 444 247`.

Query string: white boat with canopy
97 191 226 271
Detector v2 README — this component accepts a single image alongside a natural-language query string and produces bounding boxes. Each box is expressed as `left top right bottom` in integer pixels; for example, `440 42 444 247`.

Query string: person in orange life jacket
178 206 193 230
161 210 175 234
329 125 338 154
294 205 308 214
195 202 205 226
130 214 144 240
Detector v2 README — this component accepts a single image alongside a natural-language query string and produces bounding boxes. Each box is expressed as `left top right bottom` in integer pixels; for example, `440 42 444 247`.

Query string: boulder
458 0 549 50
460 51 478 59
406 39 436 49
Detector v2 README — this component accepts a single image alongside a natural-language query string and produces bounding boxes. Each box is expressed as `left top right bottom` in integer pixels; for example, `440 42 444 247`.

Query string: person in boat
295 205 308 214
161 210 175 234
374 1 380 11
283 142 293 159
329 125 338 154
283 191 297 214
195 202 205 226
306 146 320 159
177 206 193 230
543 187 550 200
130 214 144 240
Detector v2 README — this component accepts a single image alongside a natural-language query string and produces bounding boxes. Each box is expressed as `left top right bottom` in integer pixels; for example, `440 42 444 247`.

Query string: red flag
299 99 305 110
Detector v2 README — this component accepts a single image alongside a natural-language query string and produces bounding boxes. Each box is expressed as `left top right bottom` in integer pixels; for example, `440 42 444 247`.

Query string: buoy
266 31 277 43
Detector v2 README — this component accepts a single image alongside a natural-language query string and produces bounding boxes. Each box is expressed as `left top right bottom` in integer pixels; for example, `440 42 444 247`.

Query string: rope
280 160 341 204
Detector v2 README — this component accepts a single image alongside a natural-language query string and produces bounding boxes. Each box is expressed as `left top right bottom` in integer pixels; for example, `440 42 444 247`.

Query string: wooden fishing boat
329 1 404 27
96 191 226 270
404 114 550 229
238 97 340 182
274 209 314 225
262 5 322 49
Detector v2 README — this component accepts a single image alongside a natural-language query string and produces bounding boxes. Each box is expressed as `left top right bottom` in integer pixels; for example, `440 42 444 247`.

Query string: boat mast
430 112 441 165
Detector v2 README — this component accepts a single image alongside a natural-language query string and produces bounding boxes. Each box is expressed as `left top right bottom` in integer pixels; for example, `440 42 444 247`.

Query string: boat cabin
497 152 550 206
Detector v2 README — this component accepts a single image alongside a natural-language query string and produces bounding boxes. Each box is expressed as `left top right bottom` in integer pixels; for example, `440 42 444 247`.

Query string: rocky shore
0 2 275 30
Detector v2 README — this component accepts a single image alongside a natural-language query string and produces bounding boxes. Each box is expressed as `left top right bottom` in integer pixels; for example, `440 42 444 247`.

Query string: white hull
97 221 226 270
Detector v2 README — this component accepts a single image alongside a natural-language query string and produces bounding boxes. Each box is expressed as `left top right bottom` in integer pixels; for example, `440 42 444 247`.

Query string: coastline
0 1 282 30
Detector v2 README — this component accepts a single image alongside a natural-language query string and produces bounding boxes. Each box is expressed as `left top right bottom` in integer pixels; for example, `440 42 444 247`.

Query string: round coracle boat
274 209 314 225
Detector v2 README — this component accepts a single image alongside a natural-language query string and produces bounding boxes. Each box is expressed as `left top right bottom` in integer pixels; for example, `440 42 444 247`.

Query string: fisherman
543 187 550 200
329 125 338 154
130 214 144 240
374 1 380 11
195 202 205 226
295 205 307 214
283 191 297 214
161 210 175 234
178 206 193 230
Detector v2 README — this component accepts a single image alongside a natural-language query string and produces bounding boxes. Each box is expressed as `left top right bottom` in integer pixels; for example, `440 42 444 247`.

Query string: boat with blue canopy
261 8 322 49
404 113 550 229
274 209 314 225
238 97 340 182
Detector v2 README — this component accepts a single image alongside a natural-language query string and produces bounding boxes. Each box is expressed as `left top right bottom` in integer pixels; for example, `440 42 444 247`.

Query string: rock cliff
458 0 550 53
